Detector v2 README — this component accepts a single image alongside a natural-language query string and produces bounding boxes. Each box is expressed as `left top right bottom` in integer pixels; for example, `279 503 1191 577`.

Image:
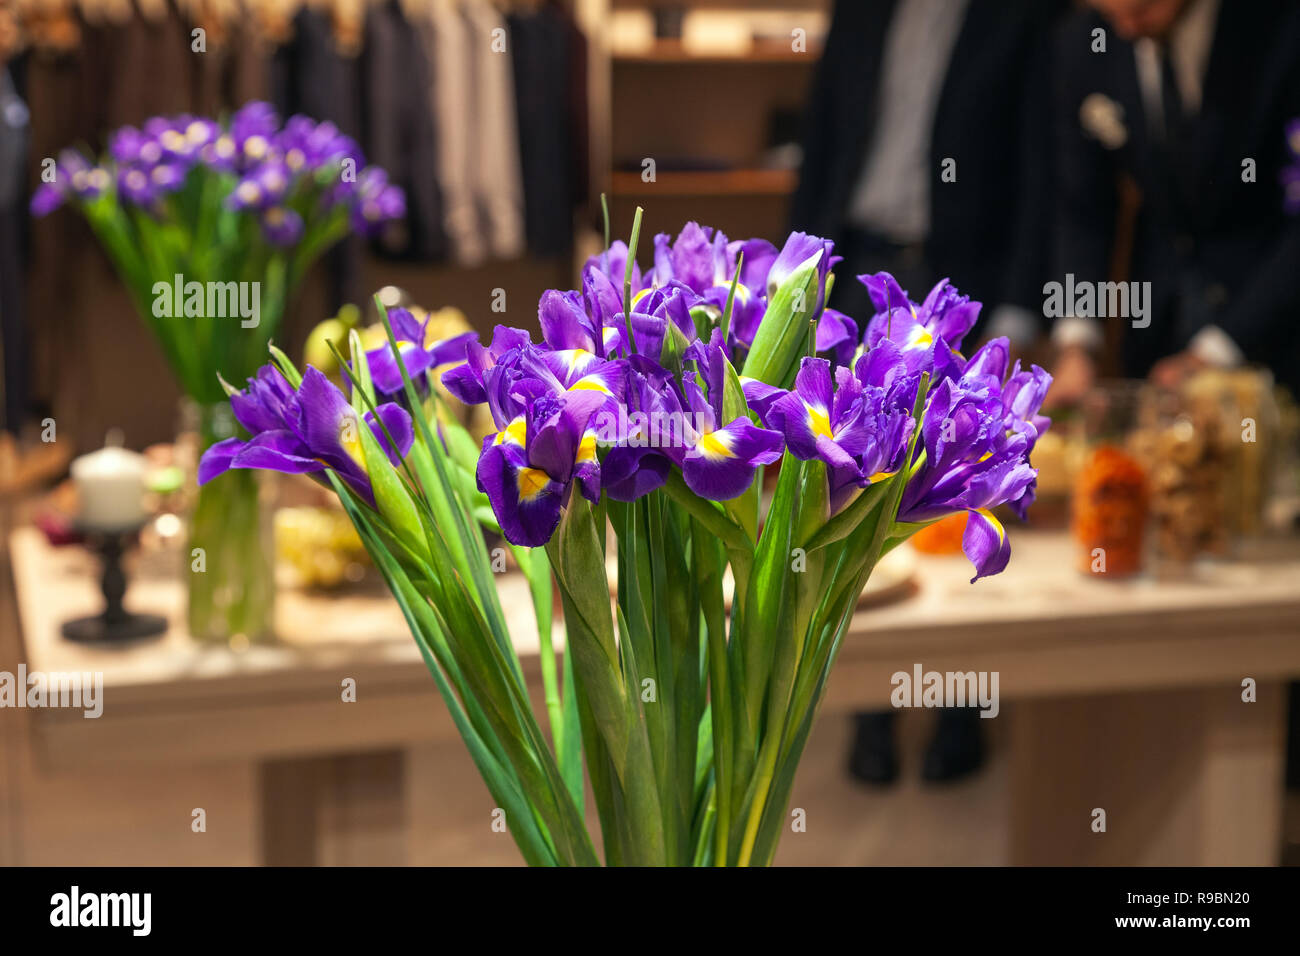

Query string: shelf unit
580 0 828 249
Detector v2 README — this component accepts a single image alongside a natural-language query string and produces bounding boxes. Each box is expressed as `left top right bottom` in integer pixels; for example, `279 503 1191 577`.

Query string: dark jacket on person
1052 1 1300 388
790 0 1063 320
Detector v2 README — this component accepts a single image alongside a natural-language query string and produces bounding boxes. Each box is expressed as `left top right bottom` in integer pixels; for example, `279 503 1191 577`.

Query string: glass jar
1071 382 1149 578
1130 380 1233 570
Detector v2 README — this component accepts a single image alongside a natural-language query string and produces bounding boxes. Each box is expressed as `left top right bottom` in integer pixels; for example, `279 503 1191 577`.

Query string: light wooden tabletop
12 525 1300 766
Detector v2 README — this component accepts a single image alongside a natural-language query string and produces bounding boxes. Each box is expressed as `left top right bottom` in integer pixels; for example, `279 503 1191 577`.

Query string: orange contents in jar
911 512 967 555
1071 445 1147 577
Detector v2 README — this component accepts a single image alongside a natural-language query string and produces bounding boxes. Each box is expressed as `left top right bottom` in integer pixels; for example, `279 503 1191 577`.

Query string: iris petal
963 508 1011 582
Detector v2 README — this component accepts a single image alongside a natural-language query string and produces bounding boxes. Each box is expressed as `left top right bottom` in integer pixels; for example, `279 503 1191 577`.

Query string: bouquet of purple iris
203 210 1050 865
33 101 404 643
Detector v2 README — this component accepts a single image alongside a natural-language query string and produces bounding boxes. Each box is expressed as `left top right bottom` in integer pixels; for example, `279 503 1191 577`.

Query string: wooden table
4 526 1299 865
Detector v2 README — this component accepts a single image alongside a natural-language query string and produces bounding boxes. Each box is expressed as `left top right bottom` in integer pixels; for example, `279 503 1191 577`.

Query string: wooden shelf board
610 168 795 197
613 40 820 65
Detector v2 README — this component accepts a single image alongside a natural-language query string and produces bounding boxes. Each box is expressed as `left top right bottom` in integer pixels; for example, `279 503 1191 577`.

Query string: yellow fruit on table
304 318 351 372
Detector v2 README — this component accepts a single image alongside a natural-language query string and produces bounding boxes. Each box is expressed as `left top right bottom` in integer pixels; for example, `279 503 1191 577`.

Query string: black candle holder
61 522 167 644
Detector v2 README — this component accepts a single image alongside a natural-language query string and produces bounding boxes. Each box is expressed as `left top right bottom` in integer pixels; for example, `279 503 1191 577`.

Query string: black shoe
921 708 985 783
847 711 898 785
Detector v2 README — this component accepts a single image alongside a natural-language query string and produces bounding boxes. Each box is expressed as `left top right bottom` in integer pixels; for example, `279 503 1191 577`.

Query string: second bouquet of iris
32 101 404 644
201 212 1050 865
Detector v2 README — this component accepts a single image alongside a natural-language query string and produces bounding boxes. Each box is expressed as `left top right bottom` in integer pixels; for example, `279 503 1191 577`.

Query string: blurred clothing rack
2 0 596 440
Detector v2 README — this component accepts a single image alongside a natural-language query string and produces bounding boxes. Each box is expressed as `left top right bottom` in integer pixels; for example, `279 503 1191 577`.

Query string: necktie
1158 44 1187 147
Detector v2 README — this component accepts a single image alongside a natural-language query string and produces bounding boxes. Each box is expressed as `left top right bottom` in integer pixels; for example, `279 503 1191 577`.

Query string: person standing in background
790 0 1066 785
1047 0 1300 404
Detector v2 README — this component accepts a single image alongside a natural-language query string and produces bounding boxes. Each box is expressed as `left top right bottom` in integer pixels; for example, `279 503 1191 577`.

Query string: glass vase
183 401 277 646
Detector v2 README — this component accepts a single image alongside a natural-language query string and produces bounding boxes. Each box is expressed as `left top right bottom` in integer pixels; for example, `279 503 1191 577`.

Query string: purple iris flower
352 167 406 236
601 334 782 504
442 326 533 406
647 223 778 351
148 162 189 196
259 206 304 247
859 273 981 355
767 357 913 513
29 151 110 215
228 159 294 211
861 297 966 388
146 115 215 162
585 238 651 299
671 337 784 500
276 116 357 175
652 221 720 293
815 308 858 368
599 358 677 501
363 307 476 397
896 346 1052 581
229 101 281 168
738 375 785 423
109 127 164 167
198 365 414 508
116 166 157 206
622 280 702 359
29 183 64 217
766 231 839 321
476 389 606 546
539 287 622 359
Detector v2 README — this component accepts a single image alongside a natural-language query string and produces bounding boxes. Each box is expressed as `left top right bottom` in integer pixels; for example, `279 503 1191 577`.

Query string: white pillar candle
71 442 147 530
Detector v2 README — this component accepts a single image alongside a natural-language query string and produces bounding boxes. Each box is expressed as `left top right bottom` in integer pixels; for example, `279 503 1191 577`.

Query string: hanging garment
363 0 447 261
270 5 363 139
0 66 29 432
463 0 524 261
420 0 482 266
508 4 574 257
270 5 364 311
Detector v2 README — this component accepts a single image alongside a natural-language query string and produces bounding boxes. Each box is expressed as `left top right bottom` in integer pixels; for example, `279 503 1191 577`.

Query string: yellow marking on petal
977 450 994 463
696 430 736 461
806 403 833 440
555 348 595 378
494 416 526 446
570 376 611 395
517 467 550 502
631 287 653 307
865 470 896 483
975 507 1005 544
160 129 186 152
339 415 366 470
578 431 598 462
215 136 235 158
906 324 934 350
244 135 269 159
